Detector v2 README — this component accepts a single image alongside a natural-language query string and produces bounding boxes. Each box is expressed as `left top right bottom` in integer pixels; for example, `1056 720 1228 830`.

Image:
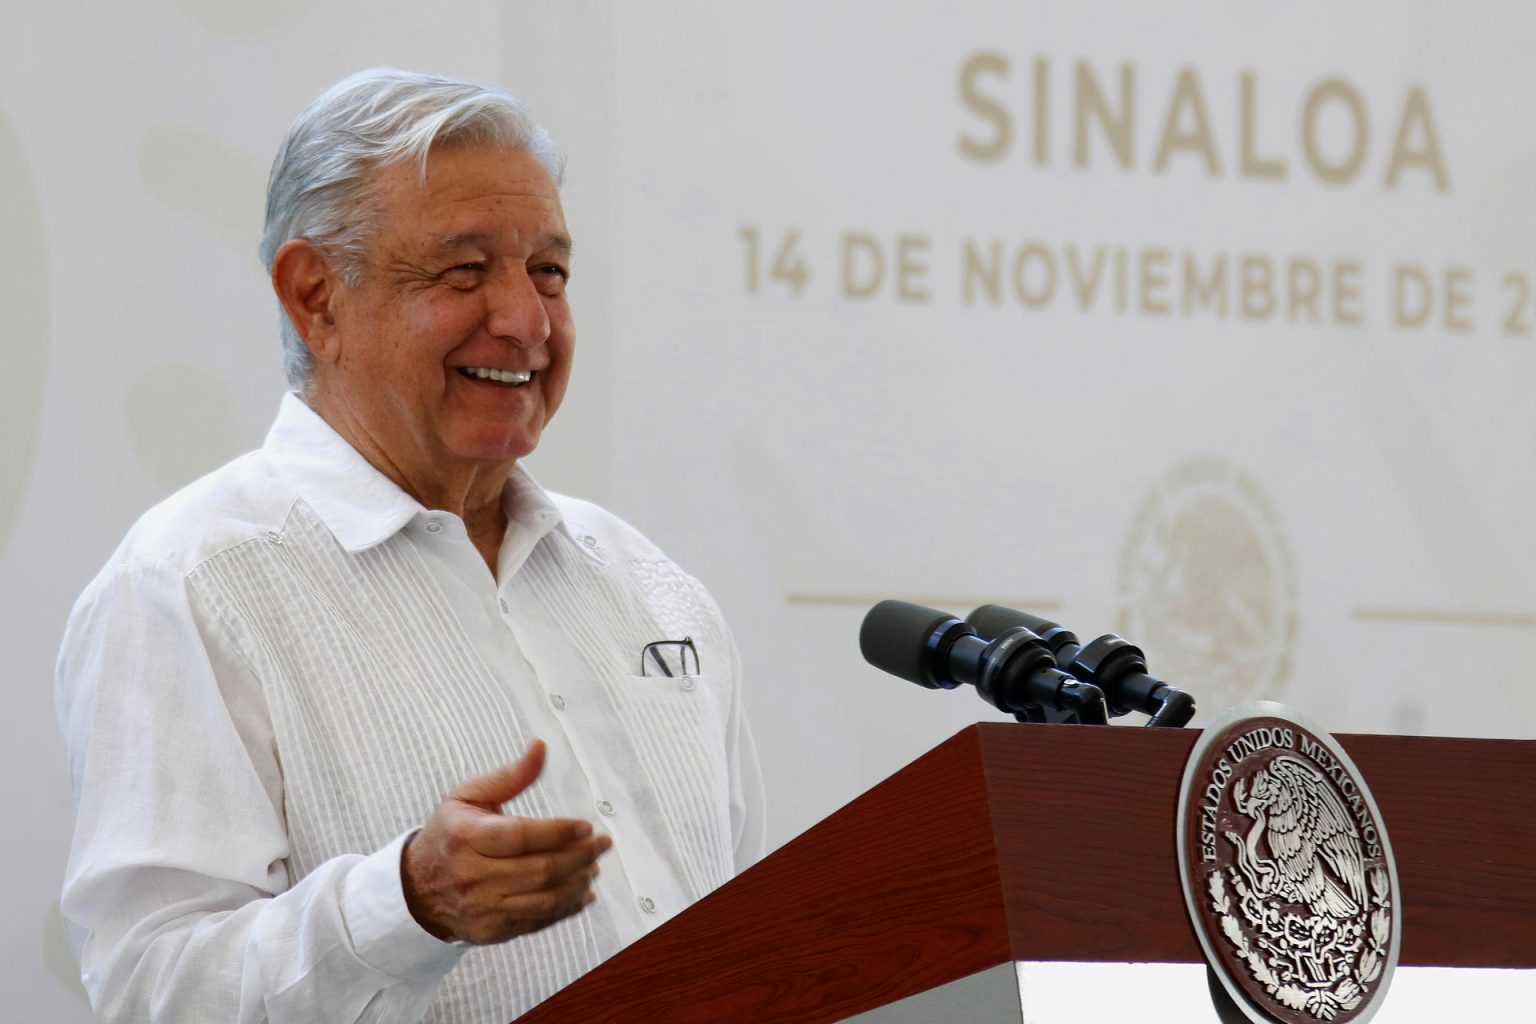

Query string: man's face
320 143 574 479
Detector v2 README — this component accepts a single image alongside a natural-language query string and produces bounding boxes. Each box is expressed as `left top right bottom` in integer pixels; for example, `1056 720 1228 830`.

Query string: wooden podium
513 724 1536 1023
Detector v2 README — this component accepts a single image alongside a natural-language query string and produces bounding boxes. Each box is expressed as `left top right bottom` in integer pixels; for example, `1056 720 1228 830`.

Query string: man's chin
446 430 543 468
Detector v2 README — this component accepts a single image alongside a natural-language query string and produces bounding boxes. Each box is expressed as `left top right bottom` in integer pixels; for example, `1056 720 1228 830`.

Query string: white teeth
462 367 532 384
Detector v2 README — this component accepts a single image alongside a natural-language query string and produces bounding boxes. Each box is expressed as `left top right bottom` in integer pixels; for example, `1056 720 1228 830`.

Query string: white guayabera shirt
56 394 766 1024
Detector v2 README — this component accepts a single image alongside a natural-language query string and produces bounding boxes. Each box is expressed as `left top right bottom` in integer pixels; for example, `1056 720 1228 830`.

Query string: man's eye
531 265 569 295
440 264 485 288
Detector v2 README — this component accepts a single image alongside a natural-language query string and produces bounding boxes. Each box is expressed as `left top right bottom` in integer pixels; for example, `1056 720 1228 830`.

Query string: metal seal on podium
1177 702 1402 1024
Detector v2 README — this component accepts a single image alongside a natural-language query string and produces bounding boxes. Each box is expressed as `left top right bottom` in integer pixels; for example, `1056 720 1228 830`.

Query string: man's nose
485 268 552 348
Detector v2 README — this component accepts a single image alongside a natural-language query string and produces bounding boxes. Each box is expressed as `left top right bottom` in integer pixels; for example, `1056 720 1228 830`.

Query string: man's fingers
493 867 603 928
450 740 547 809
465 813 610 859
476 836 610 889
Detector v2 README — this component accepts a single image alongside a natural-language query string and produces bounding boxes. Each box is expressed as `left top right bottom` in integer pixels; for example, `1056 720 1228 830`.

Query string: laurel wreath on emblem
1207 755 1393 1021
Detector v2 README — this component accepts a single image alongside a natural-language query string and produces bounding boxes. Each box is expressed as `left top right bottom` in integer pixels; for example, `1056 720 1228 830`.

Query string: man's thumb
451 738 546 809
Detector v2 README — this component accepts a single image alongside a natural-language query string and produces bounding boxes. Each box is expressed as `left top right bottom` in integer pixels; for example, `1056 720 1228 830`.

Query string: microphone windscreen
968 604 1055 640
859 599 954 684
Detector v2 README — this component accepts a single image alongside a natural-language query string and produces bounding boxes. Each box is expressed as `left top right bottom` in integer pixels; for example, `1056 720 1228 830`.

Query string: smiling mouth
459 367 533 385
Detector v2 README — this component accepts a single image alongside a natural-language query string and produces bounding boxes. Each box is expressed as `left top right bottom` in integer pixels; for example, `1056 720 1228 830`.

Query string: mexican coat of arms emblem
1178 703 1402 1024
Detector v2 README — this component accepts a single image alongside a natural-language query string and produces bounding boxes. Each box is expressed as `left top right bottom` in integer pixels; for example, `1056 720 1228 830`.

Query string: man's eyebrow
430 233 492 252
426 233 573 258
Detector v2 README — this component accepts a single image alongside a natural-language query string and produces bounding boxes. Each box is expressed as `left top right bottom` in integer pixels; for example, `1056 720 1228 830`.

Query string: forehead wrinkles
425 158 558 209
414 143 557 199
433 189 566 233
419 207 570 262
370 171 568 261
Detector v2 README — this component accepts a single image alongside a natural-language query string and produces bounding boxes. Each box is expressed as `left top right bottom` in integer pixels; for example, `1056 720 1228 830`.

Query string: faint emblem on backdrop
1179 704 1400 1024
1116 457 1298 705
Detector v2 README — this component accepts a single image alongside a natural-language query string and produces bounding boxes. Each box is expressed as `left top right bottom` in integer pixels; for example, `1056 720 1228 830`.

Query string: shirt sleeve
55 557 467 1023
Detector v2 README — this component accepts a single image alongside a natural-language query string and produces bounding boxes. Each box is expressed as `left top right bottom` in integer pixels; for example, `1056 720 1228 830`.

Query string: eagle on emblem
1225 755 1368 921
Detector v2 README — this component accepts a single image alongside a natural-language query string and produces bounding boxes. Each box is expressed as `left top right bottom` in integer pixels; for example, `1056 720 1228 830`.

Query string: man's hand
401 739 611 945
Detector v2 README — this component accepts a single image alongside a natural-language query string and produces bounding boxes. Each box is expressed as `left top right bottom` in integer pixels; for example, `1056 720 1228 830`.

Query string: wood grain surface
1342 733 1536 968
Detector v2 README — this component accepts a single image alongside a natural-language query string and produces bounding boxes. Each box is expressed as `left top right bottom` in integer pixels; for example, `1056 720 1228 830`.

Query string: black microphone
967 605 1197 728
860 600 1109 724
969 605 1080 663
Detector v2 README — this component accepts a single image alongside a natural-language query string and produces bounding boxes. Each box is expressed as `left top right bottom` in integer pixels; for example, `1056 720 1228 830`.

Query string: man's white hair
259 67 564 390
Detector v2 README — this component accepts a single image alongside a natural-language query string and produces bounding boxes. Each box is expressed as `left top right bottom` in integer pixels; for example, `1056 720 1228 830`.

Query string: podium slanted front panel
512 724 1536 1023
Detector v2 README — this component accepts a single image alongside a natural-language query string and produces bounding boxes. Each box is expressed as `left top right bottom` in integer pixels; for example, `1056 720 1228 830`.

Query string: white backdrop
3 2 1534 1019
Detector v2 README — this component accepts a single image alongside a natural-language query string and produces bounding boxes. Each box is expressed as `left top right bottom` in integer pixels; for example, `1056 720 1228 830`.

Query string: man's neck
304 392 511 577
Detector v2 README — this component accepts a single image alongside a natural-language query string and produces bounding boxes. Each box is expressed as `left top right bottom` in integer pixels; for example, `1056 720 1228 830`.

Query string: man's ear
271 239 344 364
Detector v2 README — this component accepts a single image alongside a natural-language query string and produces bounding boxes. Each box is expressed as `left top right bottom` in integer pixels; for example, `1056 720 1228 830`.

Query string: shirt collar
496 465 566 578
264 393 565 555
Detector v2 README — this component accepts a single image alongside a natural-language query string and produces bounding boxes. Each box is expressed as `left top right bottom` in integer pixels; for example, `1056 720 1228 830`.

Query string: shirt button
582 535 598 549
679 676 697 692
596 800 614 816
498 597 510 614
638 896 656 914
550 694 567 710
424 519 442 534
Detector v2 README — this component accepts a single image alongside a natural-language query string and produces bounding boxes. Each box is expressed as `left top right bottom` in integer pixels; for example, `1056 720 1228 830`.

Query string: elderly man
56 68 764 1023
